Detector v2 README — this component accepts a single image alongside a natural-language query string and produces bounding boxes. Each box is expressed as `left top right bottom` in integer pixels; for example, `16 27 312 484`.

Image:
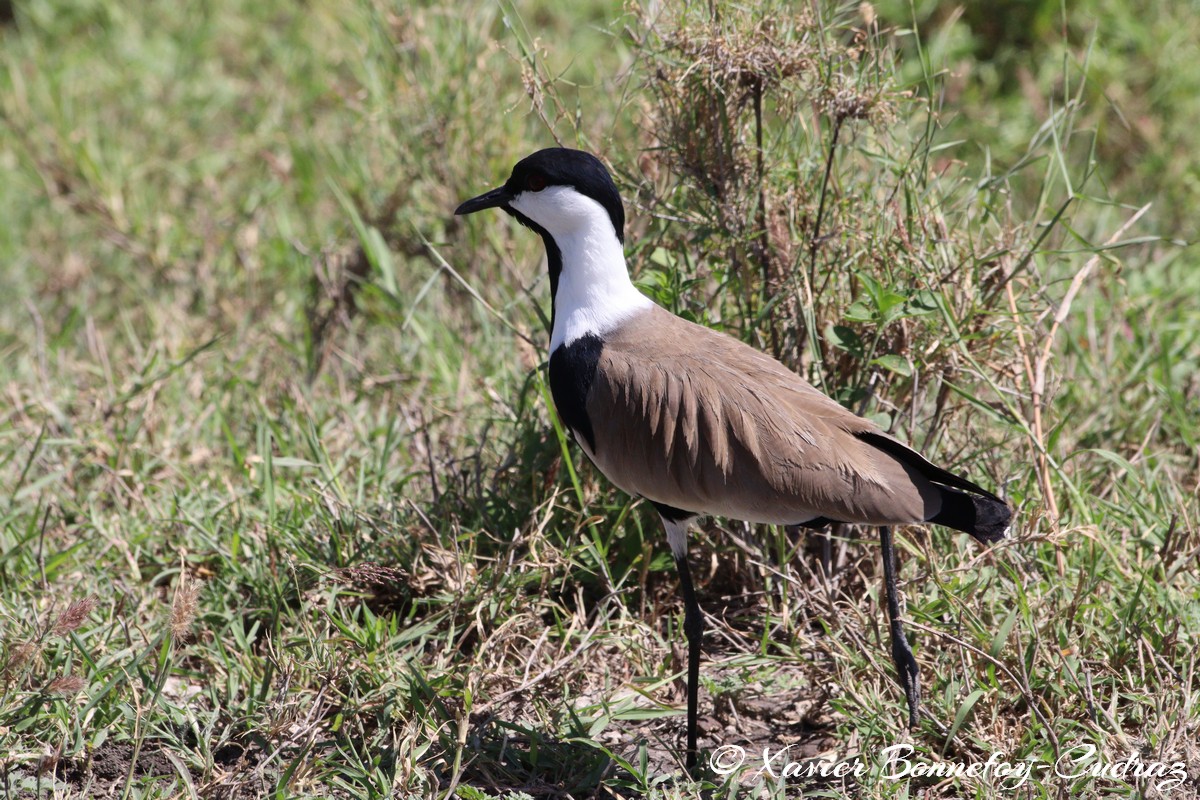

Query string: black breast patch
548 334 603 453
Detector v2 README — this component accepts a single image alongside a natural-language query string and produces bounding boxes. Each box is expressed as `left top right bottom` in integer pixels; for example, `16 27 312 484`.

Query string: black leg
879 525 920 727
673 552 703 771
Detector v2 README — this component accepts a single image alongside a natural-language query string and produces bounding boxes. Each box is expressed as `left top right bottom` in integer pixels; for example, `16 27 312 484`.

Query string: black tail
856 432 1011 544
930 488 1011 544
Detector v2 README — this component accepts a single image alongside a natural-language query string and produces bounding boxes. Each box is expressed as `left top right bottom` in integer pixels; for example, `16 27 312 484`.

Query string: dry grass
1 0 1198 798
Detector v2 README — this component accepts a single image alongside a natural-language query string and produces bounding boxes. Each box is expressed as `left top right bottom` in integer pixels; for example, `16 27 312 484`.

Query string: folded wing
582 306 1005 533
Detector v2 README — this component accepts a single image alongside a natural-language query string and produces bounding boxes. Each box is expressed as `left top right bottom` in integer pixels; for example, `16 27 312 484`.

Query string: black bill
454 186 512 216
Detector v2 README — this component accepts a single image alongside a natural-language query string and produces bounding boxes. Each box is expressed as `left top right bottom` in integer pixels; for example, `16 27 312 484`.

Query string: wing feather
584 306 943 525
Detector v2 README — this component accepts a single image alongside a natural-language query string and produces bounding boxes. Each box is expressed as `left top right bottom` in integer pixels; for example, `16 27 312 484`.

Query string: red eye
527 173 547 192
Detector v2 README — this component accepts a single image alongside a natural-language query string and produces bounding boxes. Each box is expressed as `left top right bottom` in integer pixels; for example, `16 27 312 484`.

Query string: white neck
548 224 651 351
509 185 652 351
508 189 652 352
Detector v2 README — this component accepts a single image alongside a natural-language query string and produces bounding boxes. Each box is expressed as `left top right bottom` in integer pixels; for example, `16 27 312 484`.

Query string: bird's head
455 148 625 244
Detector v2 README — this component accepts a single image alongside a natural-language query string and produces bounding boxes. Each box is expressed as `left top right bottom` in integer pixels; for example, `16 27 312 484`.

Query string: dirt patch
32 739 269 799
53 741 183 796
1 741 187 799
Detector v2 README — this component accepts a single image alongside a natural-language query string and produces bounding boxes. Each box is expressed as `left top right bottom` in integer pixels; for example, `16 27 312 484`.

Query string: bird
455 147 1011 772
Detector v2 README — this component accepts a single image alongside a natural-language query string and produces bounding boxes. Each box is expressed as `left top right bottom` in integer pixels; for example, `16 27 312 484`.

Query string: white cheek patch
509 186 594 237
510 186 653 352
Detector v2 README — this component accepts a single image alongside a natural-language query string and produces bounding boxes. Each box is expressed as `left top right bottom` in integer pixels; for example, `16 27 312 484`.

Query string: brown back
583 306 941 525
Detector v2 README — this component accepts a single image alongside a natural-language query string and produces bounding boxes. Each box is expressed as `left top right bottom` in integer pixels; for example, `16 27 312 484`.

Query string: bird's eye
527 173 547 192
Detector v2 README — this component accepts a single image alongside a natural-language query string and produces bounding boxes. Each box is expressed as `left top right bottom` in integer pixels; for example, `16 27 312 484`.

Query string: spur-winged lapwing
456 147 1011 771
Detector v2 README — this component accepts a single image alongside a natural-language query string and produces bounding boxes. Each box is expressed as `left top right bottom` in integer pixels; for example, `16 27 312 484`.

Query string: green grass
2 0 1198 798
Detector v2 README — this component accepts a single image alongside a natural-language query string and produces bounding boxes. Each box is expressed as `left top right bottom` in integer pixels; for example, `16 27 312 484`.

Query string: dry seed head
37 747 61 778
4 641 40 676
819 84 875 122
171 575 202 640
662 15 815 98
638 150 660 183
766 200 795 276
53 596 98 637
46 674 86 696
517 335 539 373
335 561 406 587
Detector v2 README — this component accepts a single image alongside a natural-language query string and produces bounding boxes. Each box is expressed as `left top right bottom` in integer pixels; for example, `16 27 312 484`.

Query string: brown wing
583 306 941 525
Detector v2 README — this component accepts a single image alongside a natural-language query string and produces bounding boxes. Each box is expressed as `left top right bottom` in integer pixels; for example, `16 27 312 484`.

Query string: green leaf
877 290 909 323
270 457 320 469
844 301 875 323
649 246 677 268
907 289 941 314
872 354 913 376
328 177 397 296
828 324 864 355
989 608 1019 659
943 689 985 754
